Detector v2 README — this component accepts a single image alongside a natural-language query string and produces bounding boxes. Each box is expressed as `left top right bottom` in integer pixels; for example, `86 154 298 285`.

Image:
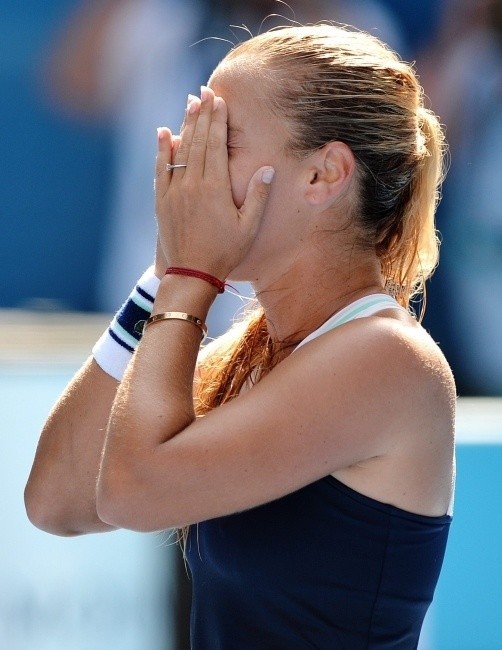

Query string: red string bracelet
165 267 226 293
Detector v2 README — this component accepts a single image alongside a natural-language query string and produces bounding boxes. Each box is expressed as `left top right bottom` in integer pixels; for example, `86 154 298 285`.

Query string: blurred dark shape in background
419 0 502 396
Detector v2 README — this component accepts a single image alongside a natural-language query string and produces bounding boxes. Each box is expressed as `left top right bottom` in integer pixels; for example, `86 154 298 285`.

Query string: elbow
96 469 146 532
95 479 127 530
24 485 82 537
96 486 158 533
97 464 174 533
24 480 113 537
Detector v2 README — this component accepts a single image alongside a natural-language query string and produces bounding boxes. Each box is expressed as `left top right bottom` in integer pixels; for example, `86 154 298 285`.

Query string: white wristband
92 266 161 381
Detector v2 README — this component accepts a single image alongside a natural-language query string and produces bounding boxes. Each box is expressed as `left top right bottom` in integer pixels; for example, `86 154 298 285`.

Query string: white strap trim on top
293 294 405 353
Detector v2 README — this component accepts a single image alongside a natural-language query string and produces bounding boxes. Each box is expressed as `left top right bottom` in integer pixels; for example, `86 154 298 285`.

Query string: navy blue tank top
187 295 452 648
187 475 451 649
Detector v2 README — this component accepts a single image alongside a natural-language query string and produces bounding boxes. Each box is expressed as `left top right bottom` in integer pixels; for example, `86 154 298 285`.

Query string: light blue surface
432 446 502 649
0 368 175 650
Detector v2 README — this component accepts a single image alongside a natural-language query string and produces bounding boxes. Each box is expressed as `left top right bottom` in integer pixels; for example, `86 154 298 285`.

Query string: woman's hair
195 23 447 413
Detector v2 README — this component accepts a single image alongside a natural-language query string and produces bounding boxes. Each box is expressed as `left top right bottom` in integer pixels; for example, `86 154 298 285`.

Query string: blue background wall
0 1 111 310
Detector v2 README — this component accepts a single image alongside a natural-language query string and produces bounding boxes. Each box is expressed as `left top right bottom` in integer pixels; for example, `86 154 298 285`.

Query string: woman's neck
253 255 385 344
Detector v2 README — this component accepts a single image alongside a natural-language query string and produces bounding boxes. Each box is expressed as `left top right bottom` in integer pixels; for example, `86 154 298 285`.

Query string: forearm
25 267 161 536
97 275 217 525
25 357 118 536
97 87 273 528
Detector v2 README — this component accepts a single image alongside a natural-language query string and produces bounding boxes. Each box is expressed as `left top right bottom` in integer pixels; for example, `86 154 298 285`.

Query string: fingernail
157 127 167 140
213 97 223 112
200 85 210 102
262 168 275 184
187 94 199 114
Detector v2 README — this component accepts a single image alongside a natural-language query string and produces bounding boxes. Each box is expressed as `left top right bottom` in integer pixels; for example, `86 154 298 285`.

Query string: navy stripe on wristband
92 267 160 381
108 283 155 353
109 328 135 354
136 284 154 303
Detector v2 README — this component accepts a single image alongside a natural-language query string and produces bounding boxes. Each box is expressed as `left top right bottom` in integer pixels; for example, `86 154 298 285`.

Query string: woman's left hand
154 87 275 281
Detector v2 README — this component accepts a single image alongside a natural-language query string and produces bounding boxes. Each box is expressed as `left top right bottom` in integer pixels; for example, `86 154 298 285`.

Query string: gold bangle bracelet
141 311 207 342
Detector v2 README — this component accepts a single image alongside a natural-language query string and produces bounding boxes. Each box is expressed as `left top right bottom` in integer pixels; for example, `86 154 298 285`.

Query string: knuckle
206 134 221 150
191 133 206 149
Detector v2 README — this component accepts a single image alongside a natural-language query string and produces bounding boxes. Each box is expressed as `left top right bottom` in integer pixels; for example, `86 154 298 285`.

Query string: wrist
165 266 226 293
92 266 160 381
154 262 167 281
155 273 219 316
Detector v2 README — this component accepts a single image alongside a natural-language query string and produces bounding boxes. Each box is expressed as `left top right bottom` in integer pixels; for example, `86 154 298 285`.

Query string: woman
25 25 455 648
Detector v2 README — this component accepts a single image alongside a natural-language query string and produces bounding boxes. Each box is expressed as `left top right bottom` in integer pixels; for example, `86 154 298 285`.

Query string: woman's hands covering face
154 86 274 281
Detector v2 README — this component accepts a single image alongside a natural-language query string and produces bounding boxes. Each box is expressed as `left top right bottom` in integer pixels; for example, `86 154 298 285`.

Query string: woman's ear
305 141 355 206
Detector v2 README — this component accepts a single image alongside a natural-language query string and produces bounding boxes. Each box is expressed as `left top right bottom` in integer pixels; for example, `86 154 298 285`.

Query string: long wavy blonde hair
194 24 447 417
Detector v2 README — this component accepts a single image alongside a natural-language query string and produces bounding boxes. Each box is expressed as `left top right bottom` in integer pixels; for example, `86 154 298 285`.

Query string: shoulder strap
294 294 404 353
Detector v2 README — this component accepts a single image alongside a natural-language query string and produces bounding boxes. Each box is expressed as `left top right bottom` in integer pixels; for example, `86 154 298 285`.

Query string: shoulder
302 308 452 380
286 309 456 435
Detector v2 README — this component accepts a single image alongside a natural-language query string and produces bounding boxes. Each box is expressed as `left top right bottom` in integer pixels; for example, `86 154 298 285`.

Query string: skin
25 63 456 536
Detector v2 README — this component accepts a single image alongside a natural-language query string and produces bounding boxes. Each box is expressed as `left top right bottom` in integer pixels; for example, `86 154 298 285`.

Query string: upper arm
103 318 430 531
